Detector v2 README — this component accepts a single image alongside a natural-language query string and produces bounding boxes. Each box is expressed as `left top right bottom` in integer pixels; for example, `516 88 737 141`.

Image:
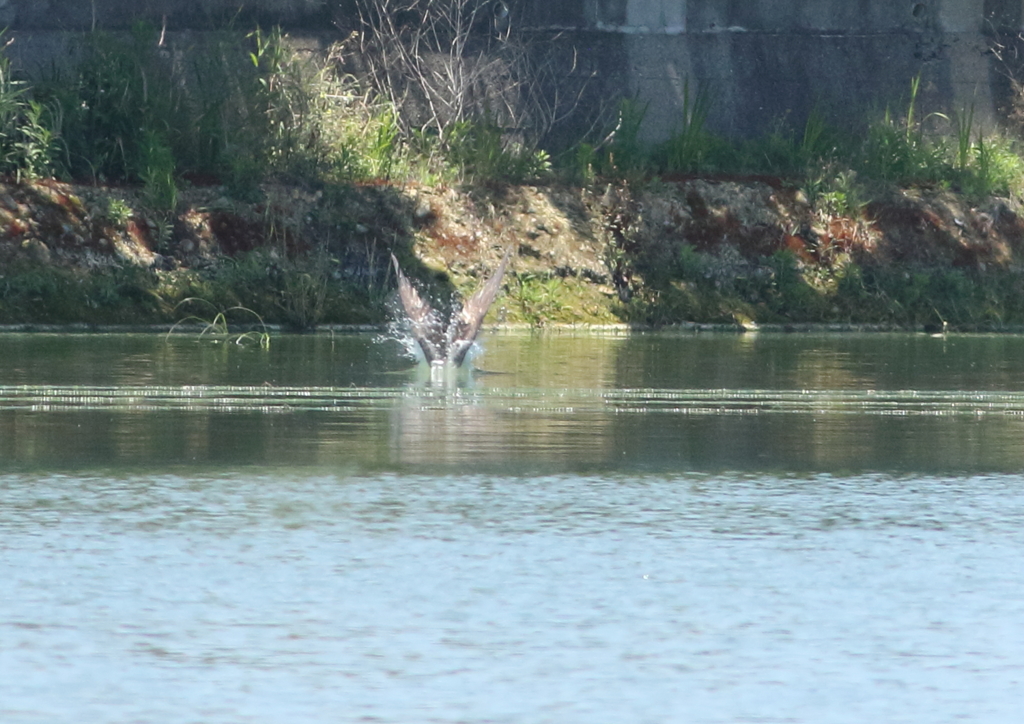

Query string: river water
2 332 1023 722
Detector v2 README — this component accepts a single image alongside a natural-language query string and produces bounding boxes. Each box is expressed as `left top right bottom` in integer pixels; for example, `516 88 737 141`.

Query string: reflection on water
4 332 1024 723
5 383 1024 472
3 332 1024 472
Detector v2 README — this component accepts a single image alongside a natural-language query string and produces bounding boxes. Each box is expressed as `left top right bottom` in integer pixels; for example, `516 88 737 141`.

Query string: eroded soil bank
2 175 1023 330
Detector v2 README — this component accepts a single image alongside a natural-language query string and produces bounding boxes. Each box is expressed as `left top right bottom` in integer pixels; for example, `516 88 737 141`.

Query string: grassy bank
2 22 1024 330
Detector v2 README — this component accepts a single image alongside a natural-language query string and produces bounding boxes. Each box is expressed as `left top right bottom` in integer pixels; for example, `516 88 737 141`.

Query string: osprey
391 251 510 367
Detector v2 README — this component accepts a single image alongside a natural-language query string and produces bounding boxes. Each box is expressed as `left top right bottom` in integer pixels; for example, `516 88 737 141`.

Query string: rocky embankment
1 175 1022 329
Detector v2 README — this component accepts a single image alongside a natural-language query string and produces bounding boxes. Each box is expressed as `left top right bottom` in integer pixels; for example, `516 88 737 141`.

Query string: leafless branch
349 0 600 150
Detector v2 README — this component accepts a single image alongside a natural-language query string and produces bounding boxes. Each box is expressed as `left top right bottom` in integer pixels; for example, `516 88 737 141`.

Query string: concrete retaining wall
519 0 1024 140
0 0 331 30
2 0 1023 141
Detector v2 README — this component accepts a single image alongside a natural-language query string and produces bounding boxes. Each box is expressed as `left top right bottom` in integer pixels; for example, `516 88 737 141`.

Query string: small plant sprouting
605 98 648 176
951 103 975 173
104 197 134 227
279 253 333 331
814 170 866 219
443 119 552 183
167 298 271 348
662 77 714 173
572 142 596 185
511 271 566 327
12 100 59 182
140 129 178 213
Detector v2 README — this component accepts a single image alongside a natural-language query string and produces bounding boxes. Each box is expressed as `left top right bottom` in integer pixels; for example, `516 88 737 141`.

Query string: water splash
389 251 510 368
377 295 476 370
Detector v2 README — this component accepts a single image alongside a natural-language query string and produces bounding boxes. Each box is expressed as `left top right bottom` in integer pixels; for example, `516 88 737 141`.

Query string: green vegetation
571 73 1024 330
0 251 383 328
10 25 416 191
2 19 1024 330
612 246 1024 330
168 299 271 348
593 78 1024 202
0 263 163 324
0 25 1019 210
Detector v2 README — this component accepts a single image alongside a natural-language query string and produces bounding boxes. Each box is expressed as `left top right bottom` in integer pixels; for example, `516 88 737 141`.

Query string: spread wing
448 250 510 366
391 254 443 364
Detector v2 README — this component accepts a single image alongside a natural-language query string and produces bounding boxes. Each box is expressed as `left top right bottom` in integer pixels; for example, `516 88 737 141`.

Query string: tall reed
662 78 714 172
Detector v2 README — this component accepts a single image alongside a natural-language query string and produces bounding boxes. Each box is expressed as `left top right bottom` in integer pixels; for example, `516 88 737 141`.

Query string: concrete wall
525 0 999 33
2 0 1023 141
0 0 331 30
519 0 1024 140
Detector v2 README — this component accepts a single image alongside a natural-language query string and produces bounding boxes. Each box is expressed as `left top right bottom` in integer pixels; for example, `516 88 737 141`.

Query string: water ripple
4 384 1024 417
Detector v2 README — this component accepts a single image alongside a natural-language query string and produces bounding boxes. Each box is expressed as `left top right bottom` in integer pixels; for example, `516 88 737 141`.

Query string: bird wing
391 254 443 364
448 250 510 366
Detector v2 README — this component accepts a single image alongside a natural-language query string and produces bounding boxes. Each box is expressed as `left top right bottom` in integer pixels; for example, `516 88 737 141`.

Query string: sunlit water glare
2 332 1024 723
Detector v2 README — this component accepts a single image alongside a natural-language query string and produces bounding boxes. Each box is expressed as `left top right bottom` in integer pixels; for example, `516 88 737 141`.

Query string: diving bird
391 251 510 367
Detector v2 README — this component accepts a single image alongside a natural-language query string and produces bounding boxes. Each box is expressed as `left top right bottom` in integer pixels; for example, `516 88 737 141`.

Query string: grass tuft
168 298 271 348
